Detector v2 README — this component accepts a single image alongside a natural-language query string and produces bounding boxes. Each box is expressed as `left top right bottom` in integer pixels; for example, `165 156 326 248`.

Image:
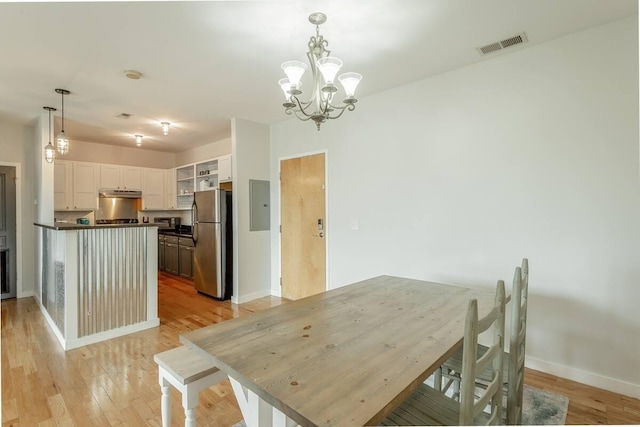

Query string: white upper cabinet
218 155 232 182
54 160 73 210
164 169 176 209
122 167 142 189
100 165 142 190
141 168 164 210
73 162 99 210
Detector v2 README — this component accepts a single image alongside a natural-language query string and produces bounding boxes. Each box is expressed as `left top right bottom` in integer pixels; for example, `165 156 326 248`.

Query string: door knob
313 232 324 238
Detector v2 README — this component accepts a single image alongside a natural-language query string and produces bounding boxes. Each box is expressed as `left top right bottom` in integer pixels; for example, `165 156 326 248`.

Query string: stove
95 219 139 225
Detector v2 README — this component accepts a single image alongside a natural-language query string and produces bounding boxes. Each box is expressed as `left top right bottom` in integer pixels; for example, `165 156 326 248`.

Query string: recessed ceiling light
124 69 142 80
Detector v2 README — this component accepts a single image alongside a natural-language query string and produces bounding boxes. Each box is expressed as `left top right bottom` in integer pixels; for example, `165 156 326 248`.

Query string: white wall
231 119 271 303
175 138 231 167
62 139 176 169
270 17 640 397
0 117 37 297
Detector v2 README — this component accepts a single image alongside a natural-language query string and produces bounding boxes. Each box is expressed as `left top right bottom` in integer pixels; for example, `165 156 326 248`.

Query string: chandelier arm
288 95 319 119
325 103 356 121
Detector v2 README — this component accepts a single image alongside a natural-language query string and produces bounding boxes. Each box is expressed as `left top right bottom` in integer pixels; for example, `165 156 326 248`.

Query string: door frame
0 161 22 298
277 149 329 298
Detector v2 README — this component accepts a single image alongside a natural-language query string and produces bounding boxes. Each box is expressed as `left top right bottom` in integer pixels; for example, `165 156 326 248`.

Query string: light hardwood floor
2 273 639 426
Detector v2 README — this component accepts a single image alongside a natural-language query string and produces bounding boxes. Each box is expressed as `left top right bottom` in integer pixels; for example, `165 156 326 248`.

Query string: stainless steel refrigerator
192 189 232 300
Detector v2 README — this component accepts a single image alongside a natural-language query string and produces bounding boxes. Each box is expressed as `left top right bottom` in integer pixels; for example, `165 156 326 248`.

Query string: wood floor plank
2 271 638 426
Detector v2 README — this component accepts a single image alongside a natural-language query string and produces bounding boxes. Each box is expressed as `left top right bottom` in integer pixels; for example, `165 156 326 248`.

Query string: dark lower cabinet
178 237 194 280
158 235 165 270
164 236 179 276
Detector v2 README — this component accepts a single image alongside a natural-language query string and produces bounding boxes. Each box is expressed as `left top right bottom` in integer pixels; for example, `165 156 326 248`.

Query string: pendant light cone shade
338 72 362 98
316 57 343 85
281 61 307 89
43 106 57 163
161 122 170 135
55 89 70 155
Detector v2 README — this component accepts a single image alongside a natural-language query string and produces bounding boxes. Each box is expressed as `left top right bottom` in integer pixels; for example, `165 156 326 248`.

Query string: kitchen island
35 222 159 350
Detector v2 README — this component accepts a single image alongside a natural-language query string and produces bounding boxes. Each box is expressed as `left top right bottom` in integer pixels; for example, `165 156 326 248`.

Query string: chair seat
380 383 493 426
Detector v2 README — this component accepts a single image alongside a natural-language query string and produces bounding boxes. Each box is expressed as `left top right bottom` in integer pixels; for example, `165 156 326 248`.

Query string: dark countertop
158 229 193 238
35 222 160 231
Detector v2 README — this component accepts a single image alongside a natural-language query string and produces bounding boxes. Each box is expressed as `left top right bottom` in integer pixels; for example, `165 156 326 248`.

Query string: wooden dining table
180 275 497 427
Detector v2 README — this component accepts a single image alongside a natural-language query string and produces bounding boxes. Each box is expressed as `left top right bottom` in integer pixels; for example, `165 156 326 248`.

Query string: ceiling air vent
477 32 528 56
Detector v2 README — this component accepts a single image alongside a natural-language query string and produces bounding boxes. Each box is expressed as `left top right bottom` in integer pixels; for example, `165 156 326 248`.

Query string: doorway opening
0 165 17 299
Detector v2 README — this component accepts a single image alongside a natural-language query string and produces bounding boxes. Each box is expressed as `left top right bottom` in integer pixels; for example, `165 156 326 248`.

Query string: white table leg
185 408 196 427
160 377 172 427
229 376 299 427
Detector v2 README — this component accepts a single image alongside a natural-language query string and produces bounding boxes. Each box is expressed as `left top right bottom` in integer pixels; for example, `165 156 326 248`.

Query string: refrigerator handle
192 201 198 244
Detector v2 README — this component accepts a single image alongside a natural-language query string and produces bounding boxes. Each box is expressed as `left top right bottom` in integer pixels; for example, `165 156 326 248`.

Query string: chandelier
279 13 362 131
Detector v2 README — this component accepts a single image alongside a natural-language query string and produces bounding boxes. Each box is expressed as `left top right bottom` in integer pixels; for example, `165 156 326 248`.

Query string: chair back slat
507 258 529 425
459 280 506 426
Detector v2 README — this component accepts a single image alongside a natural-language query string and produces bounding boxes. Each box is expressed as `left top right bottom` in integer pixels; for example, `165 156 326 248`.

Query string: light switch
350 219 359 231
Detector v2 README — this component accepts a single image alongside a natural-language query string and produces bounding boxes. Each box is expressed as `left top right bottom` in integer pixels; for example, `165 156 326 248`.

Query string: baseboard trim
64 319 160 350
36 299 160 351
233 289 272 304
37 299 66 349
17 290 35 298
526 356 640 399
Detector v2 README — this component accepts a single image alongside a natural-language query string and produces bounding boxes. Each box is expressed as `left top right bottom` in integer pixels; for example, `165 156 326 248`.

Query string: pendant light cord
61 91 65 132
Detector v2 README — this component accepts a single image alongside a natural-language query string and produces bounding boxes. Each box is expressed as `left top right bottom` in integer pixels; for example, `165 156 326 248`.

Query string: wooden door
280 153 326 300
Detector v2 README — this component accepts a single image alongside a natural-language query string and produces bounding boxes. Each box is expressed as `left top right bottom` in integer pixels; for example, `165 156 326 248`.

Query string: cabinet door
54 160 72 210
178 244 194 280
122 167 142 190
142 169 164 209
158 238 165 271
73 163 98 209
164 169 176 209
100 164 120 189
218 155 232 182
164 242 179 275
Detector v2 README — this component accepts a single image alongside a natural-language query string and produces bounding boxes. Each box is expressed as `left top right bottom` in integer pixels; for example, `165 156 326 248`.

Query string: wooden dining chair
380 279 506 426
438 258 529 425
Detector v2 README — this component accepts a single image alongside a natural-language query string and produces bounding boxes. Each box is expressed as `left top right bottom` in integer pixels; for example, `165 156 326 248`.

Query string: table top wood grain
180 275 497 427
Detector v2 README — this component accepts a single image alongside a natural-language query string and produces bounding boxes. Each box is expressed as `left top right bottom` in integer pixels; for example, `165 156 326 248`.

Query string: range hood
99 189 142 198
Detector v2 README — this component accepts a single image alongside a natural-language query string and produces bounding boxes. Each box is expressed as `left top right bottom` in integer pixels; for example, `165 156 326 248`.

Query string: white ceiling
0 0 636 153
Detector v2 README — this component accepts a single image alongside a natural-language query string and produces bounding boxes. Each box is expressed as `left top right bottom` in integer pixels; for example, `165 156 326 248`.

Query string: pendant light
161 122 171 135
55 88 71 155
43 106 57 163
135 134 143 147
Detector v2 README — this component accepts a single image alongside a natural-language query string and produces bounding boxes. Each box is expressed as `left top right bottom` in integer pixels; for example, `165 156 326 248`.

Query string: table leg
159 377 171 427
229 377 300 427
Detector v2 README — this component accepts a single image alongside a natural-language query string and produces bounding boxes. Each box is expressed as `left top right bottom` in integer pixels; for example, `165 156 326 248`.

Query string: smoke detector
124 69 142 80
477 32 528 55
